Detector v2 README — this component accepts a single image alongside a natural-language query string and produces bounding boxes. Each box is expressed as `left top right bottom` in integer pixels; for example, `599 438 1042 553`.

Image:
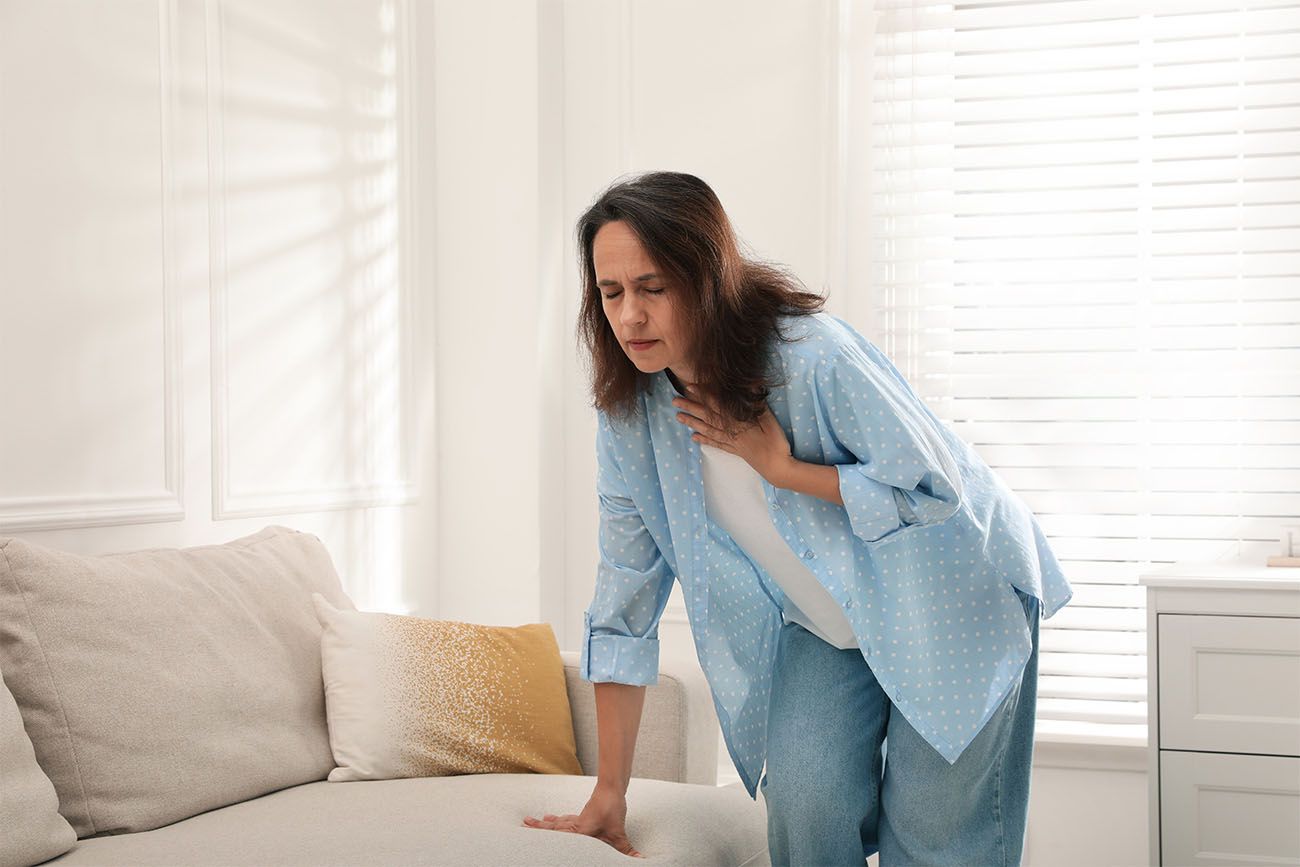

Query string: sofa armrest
559 649 719 786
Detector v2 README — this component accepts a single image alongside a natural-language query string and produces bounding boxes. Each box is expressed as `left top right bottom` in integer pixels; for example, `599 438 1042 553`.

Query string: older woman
524 171 1073 866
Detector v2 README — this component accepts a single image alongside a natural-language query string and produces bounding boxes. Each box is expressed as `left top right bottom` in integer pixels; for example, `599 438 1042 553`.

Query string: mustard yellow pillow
311 594 582 782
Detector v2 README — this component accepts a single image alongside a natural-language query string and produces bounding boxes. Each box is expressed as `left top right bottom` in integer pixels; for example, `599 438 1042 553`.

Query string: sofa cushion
41 773 770 867
313 594 582 780
0 659 76 867
0 525 357 838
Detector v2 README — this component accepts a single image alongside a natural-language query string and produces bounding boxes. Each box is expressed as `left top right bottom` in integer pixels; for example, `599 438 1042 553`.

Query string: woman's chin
629 357 665 372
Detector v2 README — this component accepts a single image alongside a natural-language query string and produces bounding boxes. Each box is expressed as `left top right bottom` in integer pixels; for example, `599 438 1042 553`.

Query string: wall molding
206 0 419 520
0 0 185 534
537 0 570 644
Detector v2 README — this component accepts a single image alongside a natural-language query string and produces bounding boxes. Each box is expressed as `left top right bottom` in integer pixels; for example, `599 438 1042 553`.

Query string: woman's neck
666 367 695 394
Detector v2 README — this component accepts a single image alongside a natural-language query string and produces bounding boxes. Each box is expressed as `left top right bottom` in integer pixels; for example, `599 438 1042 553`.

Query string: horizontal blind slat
869 2 1300 723
1037 698 1148 725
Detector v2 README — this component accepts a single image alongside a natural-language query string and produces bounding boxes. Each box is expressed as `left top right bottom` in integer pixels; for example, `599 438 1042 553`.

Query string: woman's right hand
521 783 644 858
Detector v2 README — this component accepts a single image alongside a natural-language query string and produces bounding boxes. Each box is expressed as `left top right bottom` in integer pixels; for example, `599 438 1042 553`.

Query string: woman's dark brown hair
575 170 828 433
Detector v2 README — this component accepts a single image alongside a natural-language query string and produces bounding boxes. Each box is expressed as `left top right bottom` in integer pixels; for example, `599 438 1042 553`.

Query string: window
863 0 1300 741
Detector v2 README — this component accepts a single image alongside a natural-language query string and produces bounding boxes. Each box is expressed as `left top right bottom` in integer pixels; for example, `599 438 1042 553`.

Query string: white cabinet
1140 563 1300 867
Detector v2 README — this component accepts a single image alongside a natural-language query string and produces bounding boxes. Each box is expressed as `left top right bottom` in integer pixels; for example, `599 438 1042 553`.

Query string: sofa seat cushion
44 774 770 867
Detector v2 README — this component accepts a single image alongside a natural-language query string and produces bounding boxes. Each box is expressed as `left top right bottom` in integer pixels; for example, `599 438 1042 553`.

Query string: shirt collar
655 368 686 401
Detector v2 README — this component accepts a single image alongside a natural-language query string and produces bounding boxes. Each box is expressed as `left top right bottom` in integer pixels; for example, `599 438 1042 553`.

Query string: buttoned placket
666 376 713 634
668 373 865 653
684 411 788 617
755 475 856 610
709 511 788 614
685 437 711 630
754 474 876 660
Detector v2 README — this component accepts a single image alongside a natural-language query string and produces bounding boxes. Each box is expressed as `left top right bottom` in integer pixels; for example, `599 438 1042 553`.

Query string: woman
523 171 1073 865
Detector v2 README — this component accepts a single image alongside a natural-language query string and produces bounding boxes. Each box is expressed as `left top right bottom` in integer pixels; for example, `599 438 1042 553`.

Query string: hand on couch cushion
522 782 645 858
312 594 583 781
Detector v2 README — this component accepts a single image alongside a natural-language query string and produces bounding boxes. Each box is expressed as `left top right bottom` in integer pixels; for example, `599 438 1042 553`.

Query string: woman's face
592 220 694 382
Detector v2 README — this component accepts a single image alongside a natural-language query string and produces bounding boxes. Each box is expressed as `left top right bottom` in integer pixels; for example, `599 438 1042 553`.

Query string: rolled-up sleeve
579 412 676 686
815 344 963 547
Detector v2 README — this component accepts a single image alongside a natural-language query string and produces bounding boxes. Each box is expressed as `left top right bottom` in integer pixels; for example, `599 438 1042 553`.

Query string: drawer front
1160 750 1300 866
1158 614 1300 757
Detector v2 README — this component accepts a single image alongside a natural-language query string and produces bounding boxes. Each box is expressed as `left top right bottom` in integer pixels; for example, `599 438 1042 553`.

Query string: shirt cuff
836 463 906 544
579 611 661 686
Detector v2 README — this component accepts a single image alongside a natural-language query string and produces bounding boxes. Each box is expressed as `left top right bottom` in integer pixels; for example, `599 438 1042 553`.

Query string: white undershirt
699 442 858 651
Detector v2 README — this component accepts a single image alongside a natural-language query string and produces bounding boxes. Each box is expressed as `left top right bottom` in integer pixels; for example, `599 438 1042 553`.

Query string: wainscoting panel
0 0 184 533
206 0 417 519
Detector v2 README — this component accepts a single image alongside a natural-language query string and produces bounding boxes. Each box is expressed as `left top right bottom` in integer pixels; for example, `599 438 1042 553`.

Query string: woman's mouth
628 340 658 351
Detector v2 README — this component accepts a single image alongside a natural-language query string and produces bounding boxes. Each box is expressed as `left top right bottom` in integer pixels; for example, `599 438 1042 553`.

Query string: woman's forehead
594 224 650 259
593 249 661 281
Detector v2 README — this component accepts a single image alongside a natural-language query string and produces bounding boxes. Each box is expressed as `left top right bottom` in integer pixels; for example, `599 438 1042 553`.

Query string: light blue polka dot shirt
579 310 1074 800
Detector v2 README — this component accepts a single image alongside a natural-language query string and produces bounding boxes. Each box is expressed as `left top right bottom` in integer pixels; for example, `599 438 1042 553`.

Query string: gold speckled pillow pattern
312 594 583 782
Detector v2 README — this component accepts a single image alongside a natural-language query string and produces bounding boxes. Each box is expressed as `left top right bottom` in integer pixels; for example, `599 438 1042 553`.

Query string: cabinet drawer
1158 614 1300 757
1160 750 1300 866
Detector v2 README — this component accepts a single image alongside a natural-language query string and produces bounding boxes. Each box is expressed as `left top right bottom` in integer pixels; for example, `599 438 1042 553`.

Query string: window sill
1033 719 1148 772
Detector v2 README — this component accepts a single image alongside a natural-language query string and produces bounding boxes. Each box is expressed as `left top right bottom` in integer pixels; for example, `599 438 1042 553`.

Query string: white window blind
865 0 1300 742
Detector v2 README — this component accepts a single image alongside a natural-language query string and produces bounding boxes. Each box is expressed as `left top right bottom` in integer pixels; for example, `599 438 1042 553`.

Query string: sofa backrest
560 648 719 787
0 525 356 837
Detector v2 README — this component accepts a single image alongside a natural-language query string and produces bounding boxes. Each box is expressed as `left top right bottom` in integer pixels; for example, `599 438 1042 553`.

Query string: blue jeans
759 588 1040 867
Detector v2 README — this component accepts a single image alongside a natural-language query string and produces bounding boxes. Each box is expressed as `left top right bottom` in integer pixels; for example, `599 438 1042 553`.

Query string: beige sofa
1 526 769 867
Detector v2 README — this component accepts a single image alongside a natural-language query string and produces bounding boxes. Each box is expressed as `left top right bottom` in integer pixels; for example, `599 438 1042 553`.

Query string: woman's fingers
612 839 642 858
520 815 579 832
607 834 645 858
522 816 560 829
522 815 645 858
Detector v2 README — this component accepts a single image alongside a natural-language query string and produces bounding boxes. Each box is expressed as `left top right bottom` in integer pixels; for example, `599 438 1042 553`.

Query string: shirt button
769 502 780 511
802 550 814 559
845 599 855 609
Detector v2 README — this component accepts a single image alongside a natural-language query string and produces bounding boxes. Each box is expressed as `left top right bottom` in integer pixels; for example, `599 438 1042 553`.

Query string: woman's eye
601 287 664 299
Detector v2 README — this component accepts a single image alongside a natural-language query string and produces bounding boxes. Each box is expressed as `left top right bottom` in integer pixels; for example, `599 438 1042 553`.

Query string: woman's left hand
672 386 794 486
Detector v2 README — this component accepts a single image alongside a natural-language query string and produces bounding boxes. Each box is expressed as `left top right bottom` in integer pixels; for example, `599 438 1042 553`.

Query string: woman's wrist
767 455 845 507
593 776 629 799
762 453 799 488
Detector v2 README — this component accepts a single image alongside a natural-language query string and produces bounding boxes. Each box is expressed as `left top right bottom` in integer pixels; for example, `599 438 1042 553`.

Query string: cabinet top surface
1138 559 1300 591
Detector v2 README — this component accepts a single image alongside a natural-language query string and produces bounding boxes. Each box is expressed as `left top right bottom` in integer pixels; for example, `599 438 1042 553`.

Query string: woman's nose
620 297 645 325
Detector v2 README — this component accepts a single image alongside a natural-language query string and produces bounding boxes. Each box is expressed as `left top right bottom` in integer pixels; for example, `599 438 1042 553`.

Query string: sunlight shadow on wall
210 0 414 610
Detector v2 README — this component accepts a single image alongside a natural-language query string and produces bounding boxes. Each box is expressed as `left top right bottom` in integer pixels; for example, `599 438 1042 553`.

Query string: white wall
0 1 1151 865
427 0 550 626
0 0 438 613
